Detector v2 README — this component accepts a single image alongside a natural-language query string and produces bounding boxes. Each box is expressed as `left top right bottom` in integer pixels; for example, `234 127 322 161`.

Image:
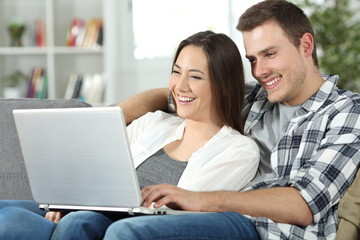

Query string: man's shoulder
334 88 360 100
327 87 360 109
306 75 360 114
310 87 360 131
323 74 360 104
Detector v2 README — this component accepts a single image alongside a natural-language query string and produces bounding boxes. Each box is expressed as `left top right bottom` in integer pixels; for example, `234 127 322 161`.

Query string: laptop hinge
128 208 135 216
39 204 50 212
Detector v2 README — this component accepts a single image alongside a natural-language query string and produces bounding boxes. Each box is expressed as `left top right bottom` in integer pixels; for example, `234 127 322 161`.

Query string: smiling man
243 21 324 106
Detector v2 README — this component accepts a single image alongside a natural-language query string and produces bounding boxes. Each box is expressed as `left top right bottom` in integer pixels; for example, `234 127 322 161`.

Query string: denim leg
104 212 259 240
0 207 56 240
51 211 113 240
0 199 46 216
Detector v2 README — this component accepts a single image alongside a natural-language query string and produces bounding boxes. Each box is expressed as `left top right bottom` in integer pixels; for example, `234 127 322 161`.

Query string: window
132 0 230 60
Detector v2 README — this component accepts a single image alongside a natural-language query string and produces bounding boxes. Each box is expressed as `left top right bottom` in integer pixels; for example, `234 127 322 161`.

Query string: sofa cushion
335 168 360 240
0 98 91 200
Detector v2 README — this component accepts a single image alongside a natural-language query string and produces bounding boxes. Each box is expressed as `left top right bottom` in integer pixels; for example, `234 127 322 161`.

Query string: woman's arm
116 88 169 125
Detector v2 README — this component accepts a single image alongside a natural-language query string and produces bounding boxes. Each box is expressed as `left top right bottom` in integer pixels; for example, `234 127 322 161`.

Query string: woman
0 31 259 240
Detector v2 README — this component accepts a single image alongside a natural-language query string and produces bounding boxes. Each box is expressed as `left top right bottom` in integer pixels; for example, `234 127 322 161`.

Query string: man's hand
45 211 66 223
141 184 206 211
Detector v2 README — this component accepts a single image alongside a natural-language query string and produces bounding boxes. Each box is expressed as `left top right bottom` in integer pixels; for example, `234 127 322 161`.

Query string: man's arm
141 184 313 227
204 187 313 227
116 88 169 125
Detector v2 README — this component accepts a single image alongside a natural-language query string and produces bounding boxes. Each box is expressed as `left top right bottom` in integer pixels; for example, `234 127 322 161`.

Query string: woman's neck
163 119 223 162
183 119 222 141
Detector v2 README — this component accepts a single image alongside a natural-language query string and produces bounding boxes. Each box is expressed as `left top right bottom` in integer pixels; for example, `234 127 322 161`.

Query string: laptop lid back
13 107 142 208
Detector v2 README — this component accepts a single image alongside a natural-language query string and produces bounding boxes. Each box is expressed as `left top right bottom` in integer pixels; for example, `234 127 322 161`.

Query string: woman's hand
45 211 66 223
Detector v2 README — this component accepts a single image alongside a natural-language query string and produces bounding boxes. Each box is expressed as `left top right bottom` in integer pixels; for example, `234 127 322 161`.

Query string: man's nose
253 59 270 80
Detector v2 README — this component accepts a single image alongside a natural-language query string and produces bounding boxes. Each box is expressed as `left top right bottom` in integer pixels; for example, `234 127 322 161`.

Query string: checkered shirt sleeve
243 75 360 239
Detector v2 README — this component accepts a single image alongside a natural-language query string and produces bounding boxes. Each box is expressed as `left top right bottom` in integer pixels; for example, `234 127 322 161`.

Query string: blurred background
0 0 359 106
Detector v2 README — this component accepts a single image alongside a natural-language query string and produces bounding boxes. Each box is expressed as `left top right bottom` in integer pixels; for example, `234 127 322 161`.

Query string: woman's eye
191 75 202 80
172 70 180 74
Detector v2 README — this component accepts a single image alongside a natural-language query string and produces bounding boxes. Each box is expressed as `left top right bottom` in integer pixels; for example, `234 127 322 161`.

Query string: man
103 0 360 239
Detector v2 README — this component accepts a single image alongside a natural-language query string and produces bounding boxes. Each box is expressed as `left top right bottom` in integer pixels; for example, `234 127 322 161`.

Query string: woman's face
169 45 218 123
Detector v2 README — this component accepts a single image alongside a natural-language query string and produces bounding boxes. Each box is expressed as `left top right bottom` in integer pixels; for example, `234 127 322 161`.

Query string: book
36 73 48 99
66 18 84 47
64 73 78 99
71 75 83 99
86 73 105 104
74 21 86 47
82 19 103 48
78 74 93 101
27 67 42 98
64 73 105 105
96 24 103 47
35 19 46 47
26 67 47 99
26 68 36 98
66 18 103 48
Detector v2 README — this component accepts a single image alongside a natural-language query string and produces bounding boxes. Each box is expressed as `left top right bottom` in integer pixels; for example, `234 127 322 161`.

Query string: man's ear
300 32 314 58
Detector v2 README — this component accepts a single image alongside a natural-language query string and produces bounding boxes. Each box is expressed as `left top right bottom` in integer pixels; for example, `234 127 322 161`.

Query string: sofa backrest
0 98 91 200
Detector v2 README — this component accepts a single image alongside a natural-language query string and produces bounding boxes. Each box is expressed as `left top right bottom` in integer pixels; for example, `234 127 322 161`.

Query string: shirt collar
301 74 339 112
252 74 339 112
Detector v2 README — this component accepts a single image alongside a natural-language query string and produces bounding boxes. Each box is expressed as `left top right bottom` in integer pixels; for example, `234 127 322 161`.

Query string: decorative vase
8 24 25 47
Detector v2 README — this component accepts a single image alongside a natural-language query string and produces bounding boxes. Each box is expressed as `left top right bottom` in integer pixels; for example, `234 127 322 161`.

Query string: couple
2 0 360 239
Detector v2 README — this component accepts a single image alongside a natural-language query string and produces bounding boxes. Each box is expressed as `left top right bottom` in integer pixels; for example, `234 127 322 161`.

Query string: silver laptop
13 107 197 215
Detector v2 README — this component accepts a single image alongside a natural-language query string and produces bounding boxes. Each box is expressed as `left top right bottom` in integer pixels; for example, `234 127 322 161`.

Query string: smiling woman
169 46 214 124
0 30 260 240
169 31 246 134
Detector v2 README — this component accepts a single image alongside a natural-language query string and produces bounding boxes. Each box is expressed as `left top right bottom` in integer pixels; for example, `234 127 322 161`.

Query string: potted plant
296 0 360 93
2 71 28 98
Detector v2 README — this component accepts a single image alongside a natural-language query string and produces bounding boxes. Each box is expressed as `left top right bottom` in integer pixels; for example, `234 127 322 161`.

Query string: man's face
243 21 308 106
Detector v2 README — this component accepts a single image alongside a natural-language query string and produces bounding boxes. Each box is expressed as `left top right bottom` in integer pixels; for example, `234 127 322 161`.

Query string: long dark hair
172 31 245 134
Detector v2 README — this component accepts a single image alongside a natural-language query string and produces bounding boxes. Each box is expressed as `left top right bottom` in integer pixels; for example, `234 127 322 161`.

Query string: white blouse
127 110 259 192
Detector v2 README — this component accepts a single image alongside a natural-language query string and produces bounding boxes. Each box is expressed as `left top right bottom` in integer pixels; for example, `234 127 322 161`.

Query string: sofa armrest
335 168 360 240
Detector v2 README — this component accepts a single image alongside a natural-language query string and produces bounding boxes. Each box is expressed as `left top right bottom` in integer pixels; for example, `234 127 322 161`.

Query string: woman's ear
300 32 314 58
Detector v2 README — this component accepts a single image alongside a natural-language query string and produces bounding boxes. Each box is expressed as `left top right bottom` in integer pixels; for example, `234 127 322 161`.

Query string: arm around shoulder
116 88 169 125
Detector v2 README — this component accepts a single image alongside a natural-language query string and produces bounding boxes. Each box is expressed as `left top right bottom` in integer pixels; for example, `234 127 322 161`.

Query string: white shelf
0 0 108 104
0 47 104 55
52 47 104 55
0 47 48 55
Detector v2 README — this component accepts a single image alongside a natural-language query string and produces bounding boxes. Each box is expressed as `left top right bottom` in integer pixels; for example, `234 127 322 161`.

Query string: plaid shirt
242 75 360 239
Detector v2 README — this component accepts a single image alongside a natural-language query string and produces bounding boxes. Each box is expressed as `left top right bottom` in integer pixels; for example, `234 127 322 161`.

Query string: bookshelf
0 0 109 105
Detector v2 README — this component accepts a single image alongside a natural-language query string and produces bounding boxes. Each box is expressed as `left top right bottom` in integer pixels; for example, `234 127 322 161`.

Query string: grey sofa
0 98 358 239
0 98 91 200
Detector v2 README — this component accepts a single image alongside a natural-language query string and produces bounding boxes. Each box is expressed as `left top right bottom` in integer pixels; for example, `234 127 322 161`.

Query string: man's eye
266 52 275 57
248 58 256 64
